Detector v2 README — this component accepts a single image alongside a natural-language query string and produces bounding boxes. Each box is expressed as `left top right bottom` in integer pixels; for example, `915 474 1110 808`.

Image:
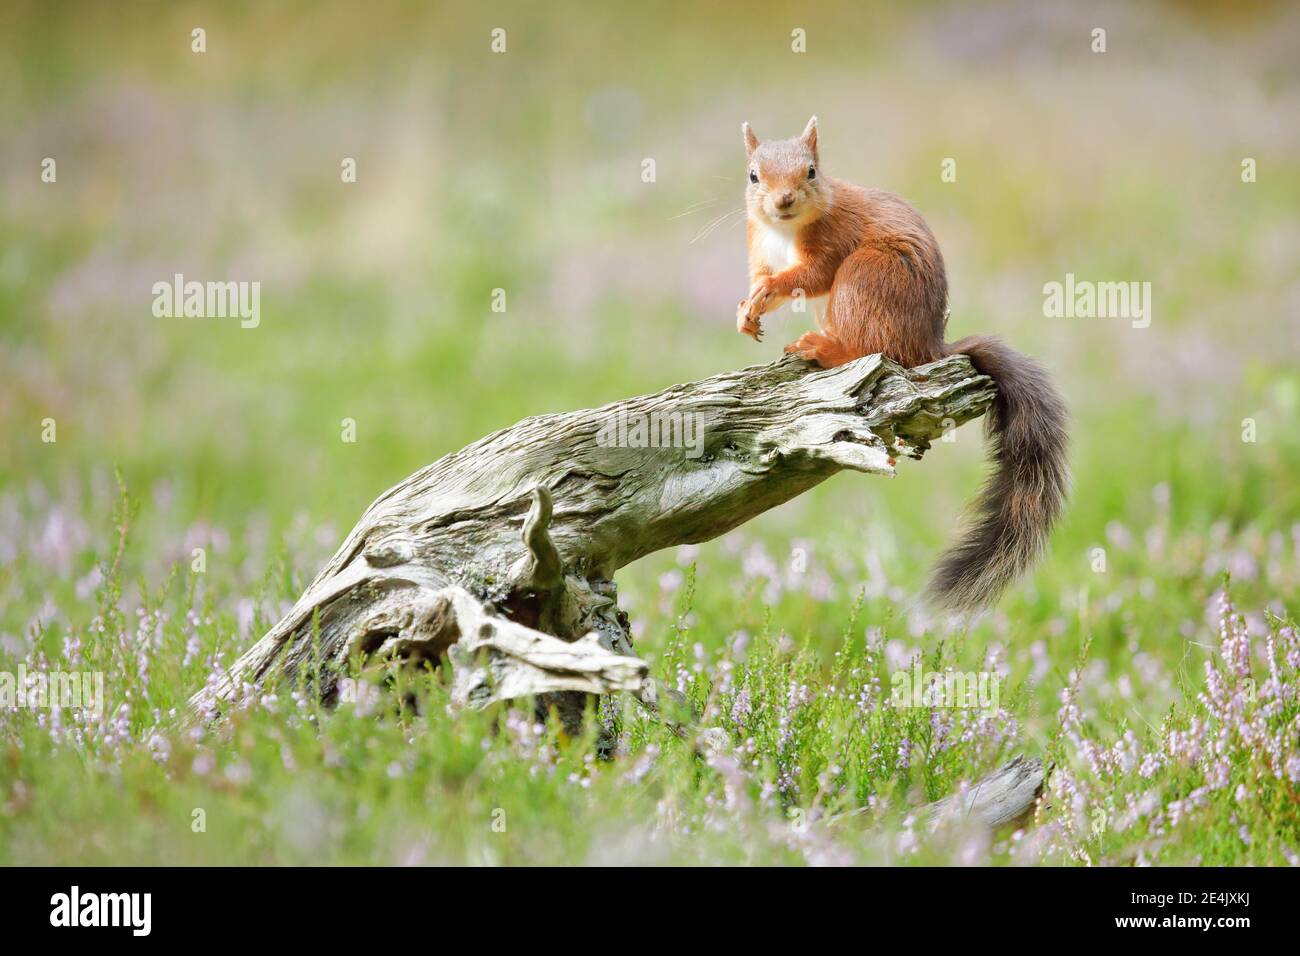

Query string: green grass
2 474 1298 865
1 0 1299 865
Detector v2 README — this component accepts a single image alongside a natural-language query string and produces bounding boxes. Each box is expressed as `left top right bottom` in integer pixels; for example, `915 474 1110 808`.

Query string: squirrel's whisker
689 206 745 244
669 197 722 220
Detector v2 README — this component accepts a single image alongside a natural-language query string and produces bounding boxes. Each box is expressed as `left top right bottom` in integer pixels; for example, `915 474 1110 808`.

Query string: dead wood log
924 754 1046 830
190 352 995 729
832 753 1047 834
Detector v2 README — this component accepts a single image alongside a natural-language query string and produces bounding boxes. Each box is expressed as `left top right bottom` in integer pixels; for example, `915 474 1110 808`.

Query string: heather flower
146 732 171 764
730 687 752 726
896 737 913 770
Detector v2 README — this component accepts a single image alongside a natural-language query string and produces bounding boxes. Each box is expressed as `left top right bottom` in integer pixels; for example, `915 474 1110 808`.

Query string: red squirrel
737 117 1068 610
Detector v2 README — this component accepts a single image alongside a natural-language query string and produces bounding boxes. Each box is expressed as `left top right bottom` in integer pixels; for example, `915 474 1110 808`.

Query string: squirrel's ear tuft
742 122 758 157
801 115 818 153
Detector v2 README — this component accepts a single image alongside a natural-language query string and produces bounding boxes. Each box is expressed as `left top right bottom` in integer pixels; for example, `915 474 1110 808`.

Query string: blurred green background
0 0 1297 698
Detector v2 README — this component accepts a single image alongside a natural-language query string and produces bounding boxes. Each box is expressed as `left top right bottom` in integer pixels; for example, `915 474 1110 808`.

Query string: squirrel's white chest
756 224 800 272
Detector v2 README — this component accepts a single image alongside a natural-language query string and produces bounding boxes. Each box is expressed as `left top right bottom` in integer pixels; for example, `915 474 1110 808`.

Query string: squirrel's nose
775 192 796 210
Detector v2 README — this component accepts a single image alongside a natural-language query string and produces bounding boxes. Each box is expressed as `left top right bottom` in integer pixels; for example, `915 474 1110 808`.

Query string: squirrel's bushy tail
928 335 1069 611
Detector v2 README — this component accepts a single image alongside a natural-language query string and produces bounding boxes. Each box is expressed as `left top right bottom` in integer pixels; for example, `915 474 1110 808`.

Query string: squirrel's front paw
736 302 764 341
744 277 776 319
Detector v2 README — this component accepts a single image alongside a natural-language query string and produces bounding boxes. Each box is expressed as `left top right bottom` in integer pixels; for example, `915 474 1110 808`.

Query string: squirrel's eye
749 170 758 184
808 166 817 180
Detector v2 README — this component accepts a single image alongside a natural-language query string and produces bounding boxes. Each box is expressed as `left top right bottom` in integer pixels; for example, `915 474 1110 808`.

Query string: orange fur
738 140 948 367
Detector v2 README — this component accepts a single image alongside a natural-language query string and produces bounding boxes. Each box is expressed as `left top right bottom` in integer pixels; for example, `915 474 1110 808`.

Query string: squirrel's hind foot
784 331 856 368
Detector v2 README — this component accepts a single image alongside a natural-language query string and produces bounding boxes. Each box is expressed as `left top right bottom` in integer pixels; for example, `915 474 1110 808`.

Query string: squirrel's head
742 116 829 228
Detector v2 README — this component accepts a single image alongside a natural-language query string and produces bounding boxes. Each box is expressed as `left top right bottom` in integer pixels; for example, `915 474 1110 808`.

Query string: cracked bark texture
190 352 995 727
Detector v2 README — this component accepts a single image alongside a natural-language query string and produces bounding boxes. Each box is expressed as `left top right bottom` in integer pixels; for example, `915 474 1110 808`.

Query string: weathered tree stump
191 352 996 732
